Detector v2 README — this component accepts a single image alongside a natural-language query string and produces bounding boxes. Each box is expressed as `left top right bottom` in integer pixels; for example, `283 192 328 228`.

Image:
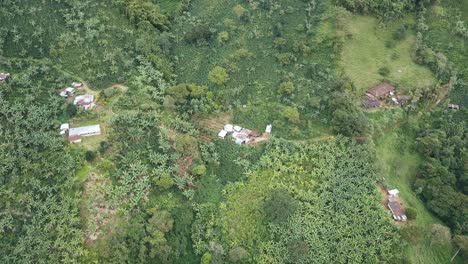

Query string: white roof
65 87 75 92
60 123 70 130
74 94 94 105
224 124 234 132
265 124 272 133
388 189 399 196
59 91 68 97
218 130 227 138
69 125 101 136
234 125 242 132
71 82 82 87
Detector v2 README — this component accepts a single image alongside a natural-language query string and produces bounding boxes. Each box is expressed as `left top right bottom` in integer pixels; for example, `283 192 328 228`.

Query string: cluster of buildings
60 123 101 143
363 83 411 109
218 124 271 145
58 81 101 143
0 72 10 82
386 189 407 222
59 82 96 110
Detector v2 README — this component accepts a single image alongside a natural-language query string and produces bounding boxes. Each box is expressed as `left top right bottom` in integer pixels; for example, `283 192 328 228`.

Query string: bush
85 150 97 162
191 164 207 177
208 66 229 85
228 246 249 263
282 106 300 124
217 31 229 44
99 141 110 154
278 81 294 95
154 173 174 190
405 207 417 220
378 66 390 77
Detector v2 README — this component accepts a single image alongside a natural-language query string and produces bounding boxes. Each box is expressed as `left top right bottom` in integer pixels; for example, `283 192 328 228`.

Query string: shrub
191 164 207 177
405 207 417 220
201 252 212 264
208 66 229 85
154 173 174 190
85 150 97 162
378 66 390 77
278 81 294 95
217 31 229 44
99 141 110 154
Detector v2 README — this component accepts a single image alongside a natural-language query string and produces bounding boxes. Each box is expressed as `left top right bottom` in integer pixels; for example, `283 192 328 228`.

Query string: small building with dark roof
366 83 395 99
363 98 381 109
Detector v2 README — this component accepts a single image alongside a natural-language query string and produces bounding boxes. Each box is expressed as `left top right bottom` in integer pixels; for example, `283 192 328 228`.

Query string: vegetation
0 0 466 263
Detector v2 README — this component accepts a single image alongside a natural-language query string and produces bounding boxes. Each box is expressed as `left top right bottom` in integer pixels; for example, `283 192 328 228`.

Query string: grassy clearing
375 130 462 264
341 16 436 94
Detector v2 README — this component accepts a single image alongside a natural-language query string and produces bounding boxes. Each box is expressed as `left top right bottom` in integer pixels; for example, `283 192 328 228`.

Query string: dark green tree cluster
414 112 467 234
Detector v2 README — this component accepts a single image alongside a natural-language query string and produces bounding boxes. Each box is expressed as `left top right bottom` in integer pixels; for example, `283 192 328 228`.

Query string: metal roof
69 125 101 136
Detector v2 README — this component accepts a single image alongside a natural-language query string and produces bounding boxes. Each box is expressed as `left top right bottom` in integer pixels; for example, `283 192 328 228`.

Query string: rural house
68 124 101 143
366 83 395 99
73 94 95 110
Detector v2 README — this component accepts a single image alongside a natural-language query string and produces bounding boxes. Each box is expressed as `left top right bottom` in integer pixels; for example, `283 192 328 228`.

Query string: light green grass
375 131 462 264
341 16 436 94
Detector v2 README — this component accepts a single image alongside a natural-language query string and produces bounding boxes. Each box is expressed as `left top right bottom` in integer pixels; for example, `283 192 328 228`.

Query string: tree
208 66 229 85
282 106 300 124
201 252 212 264
278 81 294 95
191 164 207 177
149 210 174 233
263 189 297 224
154 173 174 190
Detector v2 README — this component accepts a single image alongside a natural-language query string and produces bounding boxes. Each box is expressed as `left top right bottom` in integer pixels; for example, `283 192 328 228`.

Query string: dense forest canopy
0 0 466 263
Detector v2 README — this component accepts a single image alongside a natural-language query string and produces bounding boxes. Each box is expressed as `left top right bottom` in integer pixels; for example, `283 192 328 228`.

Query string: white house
68 124 101 143
218 129 227 139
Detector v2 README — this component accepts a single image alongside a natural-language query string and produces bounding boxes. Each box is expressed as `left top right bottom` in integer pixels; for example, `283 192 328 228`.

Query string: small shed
234 125 242 132
388 189 399 196
448 104 459 110
218 129 227 139
366 83 395 99
265 124 272 134
71 82 83 88
224 124 234 133
0 73 10 81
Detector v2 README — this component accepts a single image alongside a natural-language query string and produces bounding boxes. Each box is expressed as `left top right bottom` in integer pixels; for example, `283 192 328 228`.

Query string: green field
341 16 436 94
375 129 462 264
